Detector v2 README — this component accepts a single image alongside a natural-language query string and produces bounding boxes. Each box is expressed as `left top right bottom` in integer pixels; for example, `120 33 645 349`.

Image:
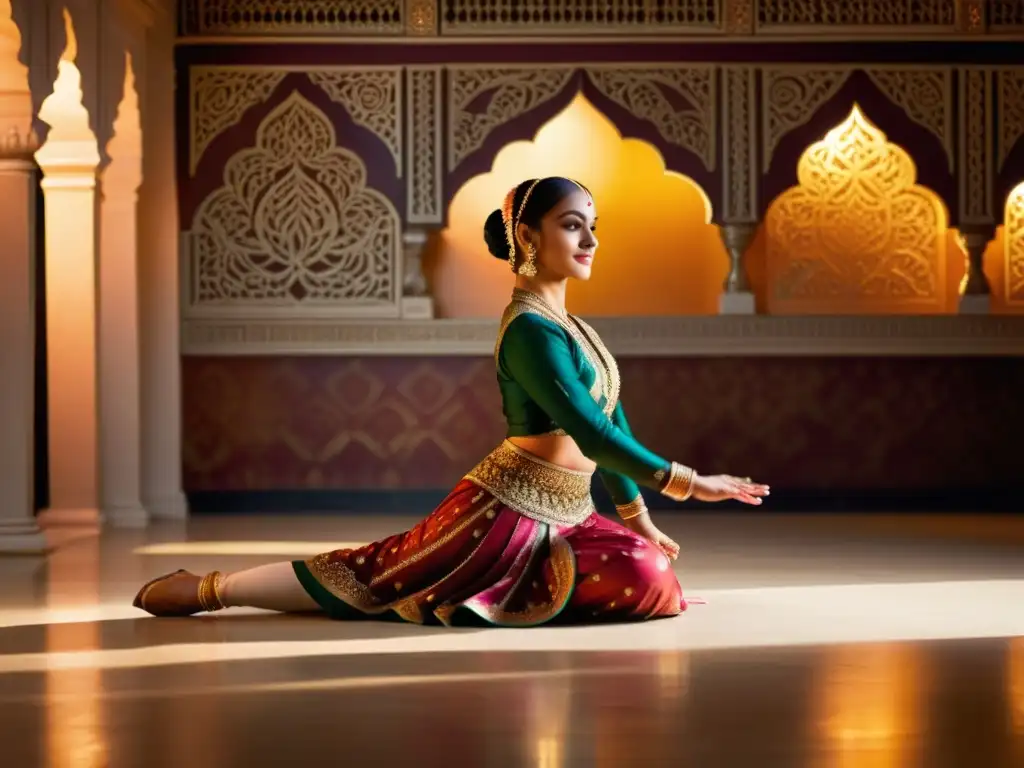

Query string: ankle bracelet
197 571 225 612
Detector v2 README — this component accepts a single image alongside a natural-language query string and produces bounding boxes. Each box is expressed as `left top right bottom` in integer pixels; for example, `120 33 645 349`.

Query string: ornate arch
184 90 402 318
444 64 718 222
765 105 951 314
762 66 956 222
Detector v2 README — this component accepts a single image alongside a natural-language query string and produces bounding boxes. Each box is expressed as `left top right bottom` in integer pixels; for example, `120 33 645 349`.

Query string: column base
0 520 50 555
37 507 102 529
103 503 150 529
401 296 434 320
719 292 757 315
144 491 189 520
958 294 991 314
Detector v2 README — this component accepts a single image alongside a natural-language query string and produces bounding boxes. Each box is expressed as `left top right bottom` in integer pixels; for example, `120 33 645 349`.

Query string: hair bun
483 208 509 260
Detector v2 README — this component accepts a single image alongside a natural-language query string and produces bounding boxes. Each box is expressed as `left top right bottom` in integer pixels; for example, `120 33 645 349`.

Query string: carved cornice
178 0 1024 39
181 316 1024 357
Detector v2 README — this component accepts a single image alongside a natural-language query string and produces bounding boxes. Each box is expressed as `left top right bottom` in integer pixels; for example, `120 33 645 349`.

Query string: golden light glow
529 677 570 768
1010 638 1024 767
46 536 108 768
35 9 96 158
1010 637 1024 734
764 103 951 315
1005 181 1024 305
133 541 365 556
432 92 724 317
33 7 101 520
812 644 925 768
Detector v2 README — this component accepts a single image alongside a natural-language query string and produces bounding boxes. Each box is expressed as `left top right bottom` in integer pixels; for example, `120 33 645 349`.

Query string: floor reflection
0 513 1020 767
813 644 925 768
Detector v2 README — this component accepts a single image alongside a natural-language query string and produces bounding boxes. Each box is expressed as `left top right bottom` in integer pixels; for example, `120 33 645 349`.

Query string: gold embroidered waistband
464 440 593 527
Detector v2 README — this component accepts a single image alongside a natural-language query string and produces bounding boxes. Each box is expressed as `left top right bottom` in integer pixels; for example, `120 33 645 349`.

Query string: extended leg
220 562 320 612
133 561 321 617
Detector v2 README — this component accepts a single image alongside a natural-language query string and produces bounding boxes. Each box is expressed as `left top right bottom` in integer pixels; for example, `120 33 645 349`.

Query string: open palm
692 474 769 505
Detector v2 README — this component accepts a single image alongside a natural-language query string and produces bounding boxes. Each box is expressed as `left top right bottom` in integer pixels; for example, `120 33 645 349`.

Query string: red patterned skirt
292 442 686 627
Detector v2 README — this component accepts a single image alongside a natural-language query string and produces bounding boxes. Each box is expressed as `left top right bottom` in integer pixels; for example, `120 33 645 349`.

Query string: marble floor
1 512 1023 767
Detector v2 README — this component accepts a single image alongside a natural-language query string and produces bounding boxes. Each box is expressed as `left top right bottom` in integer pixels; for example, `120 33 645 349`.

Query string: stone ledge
181 315 1024 356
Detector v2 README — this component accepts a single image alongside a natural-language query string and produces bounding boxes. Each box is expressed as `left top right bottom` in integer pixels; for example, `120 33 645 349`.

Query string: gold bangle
615 494 647 521
660 462 696 501
197 571 225 612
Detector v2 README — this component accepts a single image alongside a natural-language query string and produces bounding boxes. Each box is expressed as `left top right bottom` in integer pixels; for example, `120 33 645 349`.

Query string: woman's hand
622 512 680 561
692 474 769 505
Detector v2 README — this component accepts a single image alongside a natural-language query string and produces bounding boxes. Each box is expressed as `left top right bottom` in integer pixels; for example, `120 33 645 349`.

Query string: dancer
134 177 768 626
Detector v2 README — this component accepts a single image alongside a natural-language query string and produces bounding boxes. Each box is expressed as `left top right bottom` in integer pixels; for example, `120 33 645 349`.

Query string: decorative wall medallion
187 92 401 316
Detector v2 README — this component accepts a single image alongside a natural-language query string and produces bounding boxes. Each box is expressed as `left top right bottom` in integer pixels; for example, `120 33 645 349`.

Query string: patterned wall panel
183 67 405 320
181 355 1024 493
959 67 995 225
406 66 443 222
765 106 950 314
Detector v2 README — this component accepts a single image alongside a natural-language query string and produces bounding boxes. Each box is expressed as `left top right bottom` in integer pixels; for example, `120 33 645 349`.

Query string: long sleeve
597 402 644 505
499 313 671 489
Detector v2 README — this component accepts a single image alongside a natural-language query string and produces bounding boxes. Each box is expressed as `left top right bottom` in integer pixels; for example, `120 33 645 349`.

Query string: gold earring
518 243 538 277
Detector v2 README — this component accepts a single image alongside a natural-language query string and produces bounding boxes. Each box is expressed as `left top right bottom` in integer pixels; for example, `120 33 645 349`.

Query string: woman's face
519 187 599 281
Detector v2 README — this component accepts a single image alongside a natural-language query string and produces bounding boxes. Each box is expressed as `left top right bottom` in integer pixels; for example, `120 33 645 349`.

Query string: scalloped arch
434 92 724 318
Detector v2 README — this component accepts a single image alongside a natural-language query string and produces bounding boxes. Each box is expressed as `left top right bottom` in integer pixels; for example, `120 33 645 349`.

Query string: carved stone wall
177 44 1024 348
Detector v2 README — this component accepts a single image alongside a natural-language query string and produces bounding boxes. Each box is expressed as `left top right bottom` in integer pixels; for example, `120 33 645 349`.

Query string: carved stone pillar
138 2 187 519
0 0 47 553
34 10 103 528
401 228 434 319
719 222 758 314
0 150 48 553
957 66 994 314
720 65 759 315
958 224 995 314
98 53 147 528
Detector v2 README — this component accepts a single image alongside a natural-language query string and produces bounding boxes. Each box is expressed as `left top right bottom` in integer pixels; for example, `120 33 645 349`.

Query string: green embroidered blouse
494 289 672 506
